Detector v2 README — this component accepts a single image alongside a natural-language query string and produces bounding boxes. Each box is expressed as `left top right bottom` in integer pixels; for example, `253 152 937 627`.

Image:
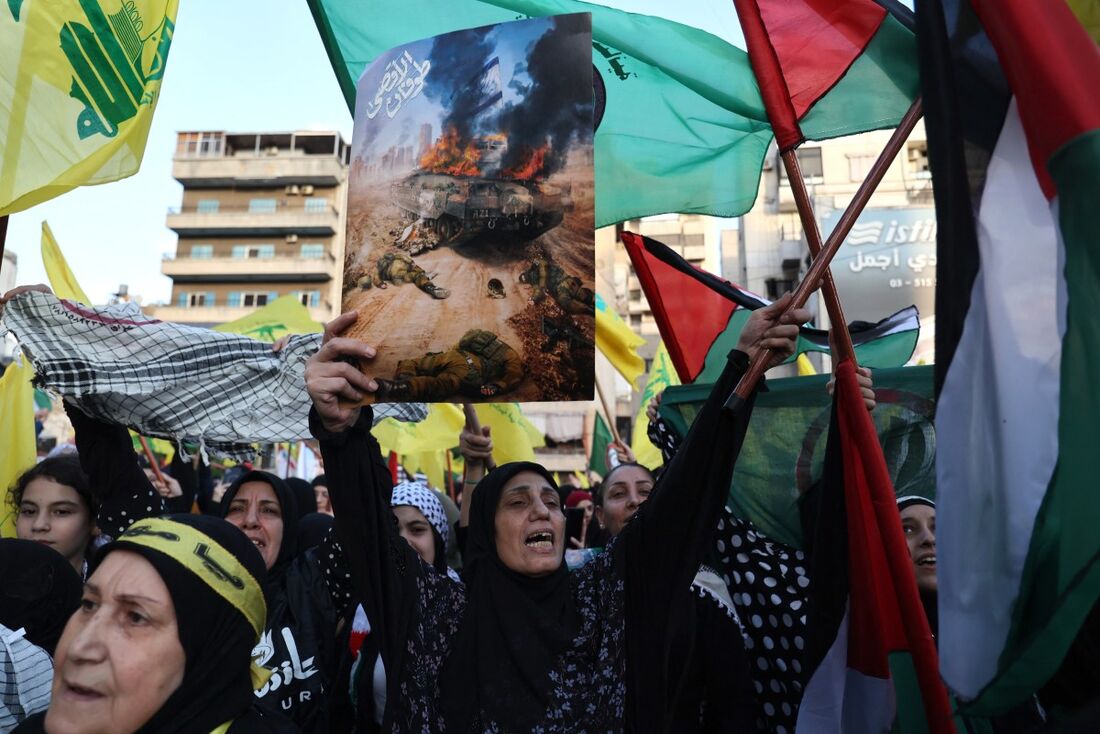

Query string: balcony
172 153 346 188
166 202 339 237
145 303 333 327
161 254 336 284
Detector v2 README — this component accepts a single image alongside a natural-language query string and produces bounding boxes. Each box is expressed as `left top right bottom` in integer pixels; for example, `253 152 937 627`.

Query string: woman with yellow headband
14 514 299 734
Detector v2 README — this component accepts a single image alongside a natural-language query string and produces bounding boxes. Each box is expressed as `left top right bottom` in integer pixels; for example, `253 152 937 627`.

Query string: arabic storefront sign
820 207 936 327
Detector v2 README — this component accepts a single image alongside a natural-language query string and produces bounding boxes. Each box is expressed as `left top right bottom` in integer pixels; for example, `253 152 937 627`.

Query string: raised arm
304 312 422 703
618 295 809 592
65 403 164 538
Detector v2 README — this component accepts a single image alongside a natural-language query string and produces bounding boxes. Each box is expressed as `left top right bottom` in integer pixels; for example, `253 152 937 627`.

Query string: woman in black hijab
15 514 297 733
305 301 804 732
0 539 83 730
218 471 349 733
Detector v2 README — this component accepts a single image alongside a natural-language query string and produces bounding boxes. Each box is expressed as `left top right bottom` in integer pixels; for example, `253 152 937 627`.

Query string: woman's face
224 481 284 570
46 550 186 734
314 485 332 515
596 466 654 538
393 504 436 565
901 504 936 594
16 477 97 574
576 499 594 520
494 471 565 577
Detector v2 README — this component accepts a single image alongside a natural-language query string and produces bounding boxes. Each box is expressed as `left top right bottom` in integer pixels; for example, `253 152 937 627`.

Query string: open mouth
63 681 104 702
916 554 936 568
247 535 266 550
524 531 554 550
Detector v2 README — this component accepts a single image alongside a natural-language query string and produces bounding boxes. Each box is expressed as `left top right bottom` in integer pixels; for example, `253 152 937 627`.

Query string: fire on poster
341 14 595 403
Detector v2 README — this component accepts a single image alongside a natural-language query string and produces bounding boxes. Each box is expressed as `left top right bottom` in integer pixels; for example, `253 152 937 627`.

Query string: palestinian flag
919 0 1100 714
796 361 953 732
733 0 917 153
307 0 917 226
621 232 919 383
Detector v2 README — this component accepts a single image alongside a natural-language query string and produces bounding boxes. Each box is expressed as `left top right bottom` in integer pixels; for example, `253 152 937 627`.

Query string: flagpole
138 435 168 488
726 99 924 411
779 149 857 364
594 378 623 446
0 216 8 267
444 449 455 503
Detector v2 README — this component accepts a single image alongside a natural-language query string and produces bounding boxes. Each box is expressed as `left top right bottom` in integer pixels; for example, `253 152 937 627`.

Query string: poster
342 14 596 403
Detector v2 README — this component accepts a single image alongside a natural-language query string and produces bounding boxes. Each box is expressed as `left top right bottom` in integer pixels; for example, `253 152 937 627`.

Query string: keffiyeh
391 481 449 545
1 293 426 459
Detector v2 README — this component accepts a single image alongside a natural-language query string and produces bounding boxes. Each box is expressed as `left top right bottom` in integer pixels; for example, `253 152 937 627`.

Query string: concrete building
150 130 350 326
725 123 935 363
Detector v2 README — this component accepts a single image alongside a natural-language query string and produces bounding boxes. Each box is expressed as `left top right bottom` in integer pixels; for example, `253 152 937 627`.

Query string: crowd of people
0 290 1095 733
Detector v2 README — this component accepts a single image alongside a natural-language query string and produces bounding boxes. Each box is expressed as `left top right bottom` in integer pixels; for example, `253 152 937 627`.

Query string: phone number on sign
889 278 936 288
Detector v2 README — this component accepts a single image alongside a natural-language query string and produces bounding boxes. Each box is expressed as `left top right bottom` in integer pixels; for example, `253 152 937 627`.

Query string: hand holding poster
341 14 596 403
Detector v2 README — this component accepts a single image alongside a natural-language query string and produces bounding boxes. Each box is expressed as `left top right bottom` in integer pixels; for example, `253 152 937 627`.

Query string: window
248 198 277 214
176 132 224 157
179 291 215 307
299 243 325 259
908 142 931 178
304 197 328 213
196 199 220 214
847 153 876 182
189 244 213 259
240 292 272 307
297 290 320 307
779 147 823 181
231 244 275 259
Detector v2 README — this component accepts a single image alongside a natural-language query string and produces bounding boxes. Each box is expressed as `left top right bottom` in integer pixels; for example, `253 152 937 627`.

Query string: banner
340 15 595 404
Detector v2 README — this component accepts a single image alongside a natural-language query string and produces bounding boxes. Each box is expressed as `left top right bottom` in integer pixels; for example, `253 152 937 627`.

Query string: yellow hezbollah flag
796 353 817 377
213 295 323 343
41 221 91 303
474 403 545 465
0 0 178 215
595 293 645 386
374 403 464 457
630 341 679 470
0 357 37 537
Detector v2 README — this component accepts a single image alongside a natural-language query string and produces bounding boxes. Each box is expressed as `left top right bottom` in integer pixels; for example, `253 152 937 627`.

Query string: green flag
307 0 916 226
588 412 613 475
659 365 935 547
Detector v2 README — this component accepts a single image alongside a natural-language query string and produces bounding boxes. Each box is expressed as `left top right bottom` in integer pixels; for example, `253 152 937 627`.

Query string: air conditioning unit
285 234 299 244
302 185 315 195
285 185 300 195
266 146 279 156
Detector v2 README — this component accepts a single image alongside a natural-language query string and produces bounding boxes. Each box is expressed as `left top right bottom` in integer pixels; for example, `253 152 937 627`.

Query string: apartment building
152 130 350 326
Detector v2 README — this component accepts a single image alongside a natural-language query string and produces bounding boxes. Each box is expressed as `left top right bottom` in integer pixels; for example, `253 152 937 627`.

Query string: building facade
151 130 350 326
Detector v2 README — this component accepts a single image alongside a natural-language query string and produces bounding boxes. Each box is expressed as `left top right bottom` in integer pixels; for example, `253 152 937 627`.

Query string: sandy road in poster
342 14 595 403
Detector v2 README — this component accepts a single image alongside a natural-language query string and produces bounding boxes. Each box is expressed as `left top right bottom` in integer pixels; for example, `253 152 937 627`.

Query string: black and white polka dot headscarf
391 481 449 545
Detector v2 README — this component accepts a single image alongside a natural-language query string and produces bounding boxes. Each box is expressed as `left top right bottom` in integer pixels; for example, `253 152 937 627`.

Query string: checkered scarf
1 293 426 459
391 480 449 544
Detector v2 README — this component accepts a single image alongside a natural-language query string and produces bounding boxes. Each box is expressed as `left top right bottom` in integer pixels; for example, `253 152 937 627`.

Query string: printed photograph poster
342 14 596 403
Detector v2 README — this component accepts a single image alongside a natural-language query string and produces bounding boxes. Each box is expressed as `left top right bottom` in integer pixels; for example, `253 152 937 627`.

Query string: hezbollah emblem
58 0 174 139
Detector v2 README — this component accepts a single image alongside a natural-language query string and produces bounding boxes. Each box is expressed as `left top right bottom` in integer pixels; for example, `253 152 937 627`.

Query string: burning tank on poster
391 131 573 245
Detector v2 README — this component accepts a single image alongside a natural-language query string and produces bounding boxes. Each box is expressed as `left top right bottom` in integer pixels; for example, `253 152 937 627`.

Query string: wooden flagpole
780 149 857 363
726 98 924 411
594 377 623 446
138 435 168 487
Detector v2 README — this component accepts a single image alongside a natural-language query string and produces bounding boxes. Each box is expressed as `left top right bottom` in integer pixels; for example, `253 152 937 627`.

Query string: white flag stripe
796 606 895 733
936 100 1067 698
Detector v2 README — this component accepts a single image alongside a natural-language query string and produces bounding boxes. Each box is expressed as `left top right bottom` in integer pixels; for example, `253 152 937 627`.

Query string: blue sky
5 0 745 305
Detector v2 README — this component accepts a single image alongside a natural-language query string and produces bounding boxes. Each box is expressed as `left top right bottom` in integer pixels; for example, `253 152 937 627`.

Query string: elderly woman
14 514 297 733
216 471 350 732
306 296 805 733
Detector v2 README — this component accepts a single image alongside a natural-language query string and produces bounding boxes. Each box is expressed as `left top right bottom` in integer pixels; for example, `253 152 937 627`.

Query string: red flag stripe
835 360 955 732
620 231 736 382
732 0 886 151
970 0 1100 200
